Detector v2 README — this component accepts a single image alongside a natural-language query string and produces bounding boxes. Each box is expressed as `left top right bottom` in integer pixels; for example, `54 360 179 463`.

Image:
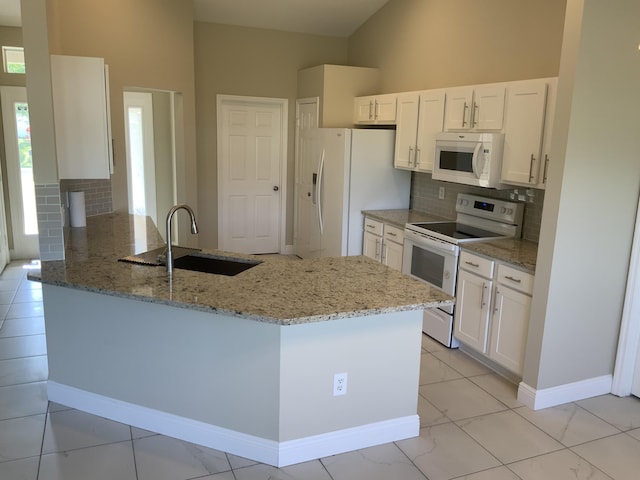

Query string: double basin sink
119 246 261 276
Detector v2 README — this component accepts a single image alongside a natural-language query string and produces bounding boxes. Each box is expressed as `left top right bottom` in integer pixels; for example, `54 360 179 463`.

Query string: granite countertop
31 213 453 325
362 209 451 229
461 238 538 273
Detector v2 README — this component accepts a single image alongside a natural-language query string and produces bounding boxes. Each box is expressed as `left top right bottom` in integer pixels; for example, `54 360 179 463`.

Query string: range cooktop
408 221 506 241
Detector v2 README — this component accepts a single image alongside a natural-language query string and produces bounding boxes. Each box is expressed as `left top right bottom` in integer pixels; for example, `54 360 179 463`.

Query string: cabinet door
454 269 492 353
472 85 505 130
415 90 445 172
373 94 397 123
489 286 532 375
354 96 374 123
363 231 381 262
382 240 403 271
394 93 420 169
501 81 547 186
444 87 473 130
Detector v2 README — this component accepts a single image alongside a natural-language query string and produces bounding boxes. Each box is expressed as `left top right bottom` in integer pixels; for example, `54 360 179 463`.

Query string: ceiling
0 0 390 37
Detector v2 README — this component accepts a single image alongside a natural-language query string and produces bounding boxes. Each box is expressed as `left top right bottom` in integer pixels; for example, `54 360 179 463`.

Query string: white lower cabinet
454 251 534 376
362 217 404 271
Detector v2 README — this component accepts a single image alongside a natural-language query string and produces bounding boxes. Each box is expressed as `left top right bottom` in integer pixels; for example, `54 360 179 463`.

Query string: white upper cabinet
444 84 505 131
501 77 557 188
394 90 445 172
354 93 397 124
51 55 112 179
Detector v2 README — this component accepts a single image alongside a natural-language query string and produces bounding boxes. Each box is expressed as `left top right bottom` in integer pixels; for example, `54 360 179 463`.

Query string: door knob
273 186 279 191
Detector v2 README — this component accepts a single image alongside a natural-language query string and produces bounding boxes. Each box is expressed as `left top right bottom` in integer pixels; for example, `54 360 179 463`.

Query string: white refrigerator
294 128 411 258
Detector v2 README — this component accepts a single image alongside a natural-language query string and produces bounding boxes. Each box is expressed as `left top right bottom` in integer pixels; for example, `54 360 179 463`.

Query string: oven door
402 228 460 347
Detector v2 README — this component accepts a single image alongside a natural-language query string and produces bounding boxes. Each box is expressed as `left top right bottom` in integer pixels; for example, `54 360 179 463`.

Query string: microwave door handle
471 142 483 179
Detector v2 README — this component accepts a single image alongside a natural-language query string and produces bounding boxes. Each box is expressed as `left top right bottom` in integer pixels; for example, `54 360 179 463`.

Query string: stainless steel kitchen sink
172 253 261 276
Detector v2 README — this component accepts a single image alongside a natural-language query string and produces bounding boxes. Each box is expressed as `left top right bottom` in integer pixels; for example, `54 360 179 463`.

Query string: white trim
517 375 612 410
216 94 288 254
48 381 418 468
612 194 640 396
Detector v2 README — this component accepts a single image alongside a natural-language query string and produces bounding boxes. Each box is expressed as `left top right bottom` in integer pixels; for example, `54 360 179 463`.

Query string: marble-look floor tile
417 393 449 427
0 414 46 462
131 426 159 439
0 334 47 361
571 433 640 480
457 410 563 464
514 402 620 447
576 394 640 431
397 422 500 480
432 349 492 377
0 317 45 338
234 459 332 480
42 409 133 454
39 441 137 480
0 382 48 420
419 353 463 385
0 355 48 387
322 443 426 480
12 288 43 304
468 373 522 409
420 378 508 421
47 402 73 413
421 334 447 353
627 427 640 441
0 278 21 292
0 291 15 305
227 453 259 470
508 448 612 480
0 456 40 480
196 473 236 480
455 466 521 480
133 434 232 480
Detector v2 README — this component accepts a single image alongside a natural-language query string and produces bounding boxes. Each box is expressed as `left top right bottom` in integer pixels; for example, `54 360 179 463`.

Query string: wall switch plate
333 372 348 396
438 186 445 199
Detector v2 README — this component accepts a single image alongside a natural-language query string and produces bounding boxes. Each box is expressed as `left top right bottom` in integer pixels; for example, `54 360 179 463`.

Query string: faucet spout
166 204 198 274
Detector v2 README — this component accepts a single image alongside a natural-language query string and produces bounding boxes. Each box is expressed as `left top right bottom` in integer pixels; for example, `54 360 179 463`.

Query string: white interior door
217 95 287 254
293 98 318 258
0 86 38 260
124 92 157 226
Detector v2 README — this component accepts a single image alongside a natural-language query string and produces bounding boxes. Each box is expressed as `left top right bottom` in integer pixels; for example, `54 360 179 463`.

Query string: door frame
612 193 640 396
216 94 288 253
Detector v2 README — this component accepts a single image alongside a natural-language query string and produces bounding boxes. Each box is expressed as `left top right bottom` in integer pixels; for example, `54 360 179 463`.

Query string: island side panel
42 284 282 441
278 310 423 441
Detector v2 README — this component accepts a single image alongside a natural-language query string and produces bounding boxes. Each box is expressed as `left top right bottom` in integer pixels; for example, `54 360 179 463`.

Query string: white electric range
402 193 524 347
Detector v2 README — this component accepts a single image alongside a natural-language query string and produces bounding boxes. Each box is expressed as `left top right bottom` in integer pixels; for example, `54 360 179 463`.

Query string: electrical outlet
438 186 445 199
333 372 348 396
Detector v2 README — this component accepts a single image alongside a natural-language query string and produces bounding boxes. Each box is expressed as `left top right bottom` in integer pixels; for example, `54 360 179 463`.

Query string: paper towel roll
69 191 86 228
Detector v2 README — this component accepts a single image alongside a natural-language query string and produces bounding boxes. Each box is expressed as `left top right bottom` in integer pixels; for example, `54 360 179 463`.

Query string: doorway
216 95 287 254
0 86 38 260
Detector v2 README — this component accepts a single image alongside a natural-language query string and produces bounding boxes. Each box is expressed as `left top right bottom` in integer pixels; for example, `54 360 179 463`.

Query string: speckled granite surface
30 213 453 325
461 238 538 273
362 209 451 229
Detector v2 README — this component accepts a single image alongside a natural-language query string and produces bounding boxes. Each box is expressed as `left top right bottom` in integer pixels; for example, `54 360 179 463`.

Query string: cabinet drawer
383 224 404 244
496 264 534 295
459 251 494 278
363 218 383 236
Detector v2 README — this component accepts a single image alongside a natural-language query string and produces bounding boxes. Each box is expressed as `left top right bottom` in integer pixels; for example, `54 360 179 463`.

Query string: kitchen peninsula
31 213 453 467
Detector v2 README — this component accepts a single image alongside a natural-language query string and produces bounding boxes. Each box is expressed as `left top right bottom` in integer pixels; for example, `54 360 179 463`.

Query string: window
2 46 25 74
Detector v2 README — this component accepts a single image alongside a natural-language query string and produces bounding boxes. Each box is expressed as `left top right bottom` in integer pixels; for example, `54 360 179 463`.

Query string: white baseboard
48 381 418 467
518 375 612 410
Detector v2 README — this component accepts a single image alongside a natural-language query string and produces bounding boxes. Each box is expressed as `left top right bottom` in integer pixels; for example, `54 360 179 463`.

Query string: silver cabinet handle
462 102 469 127
494 289 501 313
464 261 480 268
472 101 479 127
408 146 414 168
543 154 550 183
505 275 522 283
369 100 374 120
529 154 536 182
366 224 376 229
387 232 397 237
415 147 421 167
374 100 380 119
480 282 488 308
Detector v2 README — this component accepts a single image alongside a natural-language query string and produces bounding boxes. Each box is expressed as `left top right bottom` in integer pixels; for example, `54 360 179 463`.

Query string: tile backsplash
410 172 544 243
60 179 113 221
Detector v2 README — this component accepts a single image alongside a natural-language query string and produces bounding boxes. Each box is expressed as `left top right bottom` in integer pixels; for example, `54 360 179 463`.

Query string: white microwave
432 132 504 188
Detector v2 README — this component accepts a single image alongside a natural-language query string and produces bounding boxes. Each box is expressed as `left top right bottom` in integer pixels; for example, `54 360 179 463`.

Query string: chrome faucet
165 204 199 274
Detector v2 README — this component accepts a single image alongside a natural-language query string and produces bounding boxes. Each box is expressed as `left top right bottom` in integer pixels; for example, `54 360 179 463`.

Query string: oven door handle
404 230 458 254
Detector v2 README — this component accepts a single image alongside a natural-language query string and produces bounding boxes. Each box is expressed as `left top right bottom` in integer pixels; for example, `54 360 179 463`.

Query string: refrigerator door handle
317 149 325 234
311 173 317 205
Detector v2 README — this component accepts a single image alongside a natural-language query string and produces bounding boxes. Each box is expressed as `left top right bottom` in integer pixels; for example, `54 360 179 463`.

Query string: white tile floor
1 260 640 479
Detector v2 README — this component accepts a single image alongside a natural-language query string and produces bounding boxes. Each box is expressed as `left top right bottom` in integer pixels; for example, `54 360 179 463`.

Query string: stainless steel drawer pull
387 232 397 237
505 275 522 283
465 261 480 267
366 224 376 229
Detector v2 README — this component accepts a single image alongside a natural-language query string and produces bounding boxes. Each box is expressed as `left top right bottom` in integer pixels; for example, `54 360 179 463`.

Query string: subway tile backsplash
60 179 113 218
35 183 65 261
410 172 544 243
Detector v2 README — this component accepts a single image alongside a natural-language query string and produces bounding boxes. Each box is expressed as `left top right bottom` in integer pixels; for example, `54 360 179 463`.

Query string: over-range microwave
432 132 504 188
